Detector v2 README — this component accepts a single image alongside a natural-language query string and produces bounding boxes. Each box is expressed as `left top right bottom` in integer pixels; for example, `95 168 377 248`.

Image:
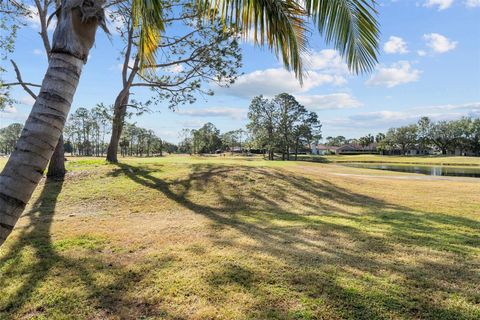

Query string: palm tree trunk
0 53 84 245
106 91 129 163
47 134 66 179
48 137 66 177
0 0 104 246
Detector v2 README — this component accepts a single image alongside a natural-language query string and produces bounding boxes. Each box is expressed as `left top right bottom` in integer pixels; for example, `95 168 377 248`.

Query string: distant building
405 149 433 156
311 144 339 155
451 148 477 156
335 143 379 155
312 143 380 155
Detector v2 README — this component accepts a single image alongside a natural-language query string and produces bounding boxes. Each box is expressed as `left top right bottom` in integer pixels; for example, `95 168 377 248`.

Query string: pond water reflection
341 163 480 178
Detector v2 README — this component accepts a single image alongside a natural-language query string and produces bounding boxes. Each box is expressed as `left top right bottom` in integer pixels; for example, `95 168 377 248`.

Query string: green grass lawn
0 155 479 319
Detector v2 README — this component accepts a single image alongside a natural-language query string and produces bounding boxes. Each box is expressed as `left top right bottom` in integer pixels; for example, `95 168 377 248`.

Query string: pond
340 163 480 178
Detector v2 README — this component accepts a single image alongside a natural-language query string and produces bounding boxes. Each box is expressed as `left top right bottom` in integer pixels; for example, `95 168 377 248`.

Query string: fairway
0 155 479 319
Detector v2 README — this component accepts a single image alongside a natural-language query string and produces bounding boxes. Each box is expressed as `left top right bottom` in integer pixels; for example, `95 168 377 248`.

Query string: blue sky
1 0 479 143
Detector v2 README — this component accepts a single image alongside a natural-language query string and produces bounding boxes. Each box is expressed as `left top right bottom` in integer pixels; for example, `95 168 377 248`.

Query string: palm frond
198 0 309 81
131 0 165 71
130 0 379 79
304 0 380 74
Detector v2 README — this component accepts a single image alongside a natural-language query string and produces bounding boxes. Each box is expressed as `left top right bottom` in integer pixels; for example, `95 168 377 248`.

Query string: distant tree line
379 117 480 155
178 124 246 155
324 133 384 148
324 117 480 156
178 94 323 160
246 93 322 160
3 114 478 158
63 105 176 157
63 105 111 156
119 123 177 157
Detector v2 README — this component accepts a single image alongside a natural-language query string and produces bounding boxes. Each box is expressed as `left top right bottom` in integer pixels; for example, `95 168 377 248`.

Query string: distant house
312 144 339 155
381 148 434 156
335 143 379 155
450 148 477 156
405 149 433 156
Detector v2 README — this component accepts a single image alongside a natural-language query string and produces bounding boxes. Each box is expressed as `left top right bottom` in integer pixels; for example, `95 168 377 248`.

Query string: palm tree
0 0 380 246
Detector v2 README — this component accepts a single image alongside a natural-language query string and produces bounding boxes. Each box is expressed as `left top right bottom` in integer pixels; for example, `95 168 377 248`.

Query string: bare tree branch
7 60 40 100
34 0 52 54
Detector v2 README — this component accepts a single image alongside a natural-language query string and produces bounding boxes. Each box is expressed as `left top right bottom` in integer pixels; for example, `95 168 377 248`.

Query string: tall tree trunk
0 0 103 246
48 137 66 177
0 54 84 245
106 91 129 162
47 134 66 179
295 140 298 161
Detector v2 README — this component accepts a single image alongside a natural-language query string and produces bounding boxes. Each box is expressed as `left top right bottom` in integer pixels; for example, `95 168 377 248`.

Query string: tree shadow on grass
111 162 480 319
0 178 171 319
1 162 478 319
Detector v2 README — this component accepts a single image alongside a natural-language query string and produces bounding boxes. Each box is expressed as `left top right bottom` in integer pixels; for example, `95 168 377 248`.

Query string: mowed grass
0 155 479 319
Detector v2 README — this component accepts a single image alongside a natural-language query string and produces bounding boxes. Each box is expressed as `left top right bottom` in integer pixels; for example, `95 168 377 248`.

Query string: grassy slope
0 156 479 319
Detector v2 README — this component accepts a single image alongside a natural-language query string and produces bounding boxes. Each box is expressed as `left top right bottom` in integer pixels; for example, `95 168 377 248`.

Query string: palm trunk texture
0 0 103 246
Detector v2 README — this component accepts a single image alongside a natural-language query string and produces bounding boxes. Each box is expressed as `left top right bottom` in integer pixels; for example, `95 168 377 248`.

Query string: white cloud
221 50 348 99
424 0 480 8
349 111 407 122
411 101 480 114
465 0 480 7
383 36 408 54
366 61 421 88
179 120 204 128
424 0 454 10
114 58 135 71
224 68 345 98
33 48 43 55
424 33 457 53
20 96 35 106
417 50 427 56
167 64 184 73
2 106 18 114
0 106 28 122
296 93 362 111
154 129 178 140
176 107 247 120
308 49 349 74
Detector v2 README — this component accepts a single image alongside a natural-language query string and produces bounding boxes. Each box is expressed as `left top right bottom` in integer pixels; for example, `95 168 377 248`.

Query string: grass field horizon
296 154 480 166
0 155 479 319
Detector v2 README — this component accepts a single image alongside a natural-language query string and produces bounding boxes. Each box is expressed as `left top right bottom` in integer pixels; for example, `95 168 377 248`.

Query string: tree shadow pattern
0 162 479 319
109 163 479 319
0 178 174 319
